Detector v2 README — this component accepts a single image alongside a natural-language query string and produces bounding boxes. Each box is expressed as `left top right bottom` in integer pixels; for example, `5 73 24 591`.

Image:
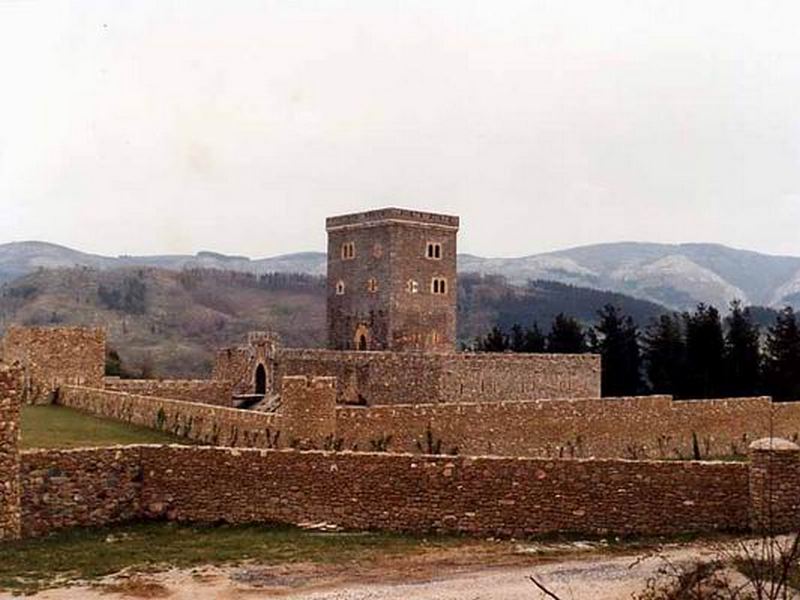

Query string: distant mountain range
3 240 800 311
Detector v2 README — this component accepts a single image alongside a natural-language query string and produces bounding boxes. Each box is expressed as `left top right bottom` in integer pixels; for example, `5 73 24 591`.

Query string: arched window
406 279 419 294
255 364 267 395
358 334 368 351
336 280 346 295
432 277 447 295
341 242 356 260
367 278 378 293
426 242 442 260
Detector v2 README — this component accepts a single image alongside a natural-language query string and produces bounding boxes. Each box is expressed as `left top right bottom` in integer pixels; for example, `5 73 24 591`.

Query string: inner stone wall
104 379 234 407
273 349 600 405
0 326 105 403
58 386 284 448
337 395 780 459
58 376 337 450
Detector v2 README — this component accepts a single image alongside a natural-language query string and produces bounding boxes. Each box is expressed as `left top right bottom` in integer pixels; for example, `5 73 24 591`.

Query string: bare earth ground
5 542 721 600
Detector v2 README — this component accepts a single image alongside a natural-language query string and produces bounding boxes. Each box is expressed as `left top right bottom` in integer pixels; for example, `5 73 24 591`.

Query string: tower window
426 242 442 260
336 280 346 295
406 279 419 294
432 277 448 295
367 278 378 293
341 242 356 260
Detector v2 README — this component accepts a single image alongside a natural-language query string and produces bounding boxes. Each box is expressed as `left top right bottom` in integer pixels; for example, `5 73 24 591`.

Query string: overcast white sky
1 1 800 258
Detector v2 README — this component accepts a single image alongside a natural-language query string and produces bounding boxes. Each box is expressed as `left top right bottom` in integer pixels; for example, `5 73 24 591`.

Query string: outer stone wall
20 447 143 538
0 366 21 540
749 438 800 532
105 379 234 407
16 445 749 538
139 447 748 537
0 326 105 403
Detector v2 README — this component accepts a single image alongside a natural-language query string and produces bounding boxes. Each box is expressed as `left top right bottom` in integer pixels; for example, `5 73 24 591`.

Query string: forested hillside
0 267 671 378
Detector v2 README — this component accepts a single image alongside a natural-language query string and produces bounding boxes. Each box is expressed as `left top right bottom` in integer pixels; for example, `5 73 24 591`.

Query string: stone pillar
0 365 22 540
749 437 800 533
279 376 337 448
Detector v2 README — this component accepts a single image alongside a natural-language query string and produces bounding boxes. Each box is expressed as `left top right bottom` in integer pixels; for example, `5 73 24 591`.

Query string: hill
0 268 326 377
0 267 668 377
4 240 800 311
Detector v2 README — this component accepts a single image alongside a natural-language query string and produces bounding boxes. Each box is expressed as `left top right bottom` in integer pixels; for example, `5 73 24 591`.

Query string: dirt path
7 543 720 600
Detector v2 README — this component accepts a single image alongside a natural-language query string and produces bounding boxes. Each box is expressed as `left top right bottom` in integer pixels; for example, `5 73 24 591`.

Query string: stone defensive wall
273 349 601 405
338 395 787 459
0 326 105 403
0 365 21 540
53 378 800 460
59 376 336 450
104 378 234 407
5 369 800 541
58 386 282 448
17 445 749 539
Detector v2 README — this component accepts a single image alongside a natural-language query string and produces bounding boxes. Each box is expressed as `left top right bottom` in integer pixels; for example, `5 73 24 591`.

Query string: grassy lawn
21 405 193 449
0 522 462 593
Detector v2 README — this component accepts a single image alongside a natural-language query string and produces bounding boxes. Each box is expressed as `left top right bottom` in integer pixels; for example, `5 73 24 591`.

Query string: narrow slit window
367 278 378 293
336 280 346 295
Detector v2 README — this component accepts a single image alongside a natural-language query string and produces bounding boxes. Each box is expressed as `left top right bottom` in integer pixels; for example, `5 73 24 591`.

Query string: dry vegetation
0 267 326 377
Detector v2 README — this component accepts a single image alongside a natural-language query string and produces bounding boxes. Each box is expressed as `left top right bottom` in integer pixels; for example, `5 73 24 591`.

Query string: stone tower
326 208 459 352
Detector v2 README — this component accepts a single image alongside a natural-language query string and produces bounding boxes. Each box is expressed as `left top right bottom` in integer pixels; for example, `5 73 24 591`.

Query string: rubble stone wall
105 379 233 407
274 349 600 405
20 447 143 538
58 386 284 448
0 366 21 540
17 444 750 538
337 395 779 459
0 327 105 403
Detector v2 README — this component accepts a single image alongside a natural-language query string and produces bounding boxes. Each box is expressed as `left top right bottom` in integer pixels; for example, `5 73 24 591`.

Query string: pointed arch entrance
354 324 371 351
254 364 267 396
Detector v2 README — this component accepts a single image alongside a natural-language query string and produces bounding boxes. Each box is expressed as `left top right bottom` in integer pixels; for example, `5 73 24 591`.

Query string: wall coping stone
749 437 800 452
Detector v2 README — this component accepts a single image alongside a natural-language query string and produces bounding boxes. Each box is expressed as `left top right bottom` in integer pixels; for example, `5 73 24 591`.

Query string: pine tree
723 300 761 397
509 324 526 353
684 304 725 399
522 323 546 353
476 325 508 352
642 313 686 397
764 307 800 401
547 313 586 354
593 304 643 396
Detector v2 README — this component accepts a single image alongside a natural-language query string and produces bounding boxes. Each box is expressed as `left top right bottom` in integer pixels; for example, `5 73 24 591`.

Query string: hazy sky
2 1 800 258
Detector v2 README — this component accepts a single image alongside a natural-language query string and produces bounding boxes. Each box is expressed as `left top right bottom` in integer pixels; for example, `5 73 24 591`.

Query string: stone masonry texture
105 378 234 407
272 349 601 405
326 208 459 352
17 444 750 539
0 365 21 540
749 438 800 533
55 382 800 460
20 447 143 538
0 326 105 404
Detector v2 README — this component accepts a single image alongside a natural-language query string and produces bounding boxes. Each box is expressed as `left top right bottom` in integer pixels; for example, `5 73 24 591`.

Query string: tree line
473 301 800 401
